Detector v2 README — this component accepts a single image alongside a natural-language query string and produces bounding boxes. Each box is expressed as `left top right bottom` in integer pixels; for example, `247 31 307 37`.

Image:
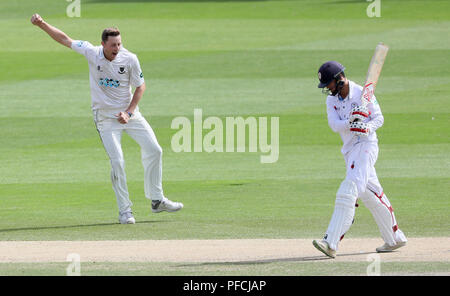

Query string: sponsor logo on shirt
99 78 120 88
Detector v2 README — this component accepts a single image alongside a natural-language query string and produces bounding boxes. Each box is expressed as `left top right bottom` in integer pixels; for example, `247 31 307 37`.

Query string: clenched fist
115 112 131 124
31 14 44 26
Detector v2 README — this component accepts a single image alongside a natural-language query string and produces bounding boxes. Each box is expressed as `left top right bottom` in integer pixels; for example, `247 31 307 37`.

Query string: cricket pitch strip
0 238 448 264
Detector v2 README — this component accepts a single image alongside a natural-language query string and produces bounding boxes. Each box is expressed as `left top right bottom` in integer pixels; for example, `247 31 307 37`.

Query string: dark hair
102 27 120 42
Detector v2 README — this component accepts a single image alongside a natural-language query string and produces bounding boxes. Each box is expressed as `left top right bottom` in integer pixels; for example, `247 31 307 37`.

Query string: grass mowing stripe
3 0 450 21
0 177 447 240
0 261 448 276
2 49 450 81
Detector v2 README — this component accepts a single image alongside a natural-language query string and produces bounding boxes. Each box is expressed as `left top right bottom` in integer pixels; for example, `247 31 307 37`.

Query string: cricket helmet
317 61 345 88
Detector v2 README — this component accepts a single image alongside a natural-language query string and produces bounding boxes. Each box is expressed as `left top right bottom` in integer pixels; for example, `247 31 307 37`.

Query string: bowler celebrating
312 61 407 258
31 14 183 224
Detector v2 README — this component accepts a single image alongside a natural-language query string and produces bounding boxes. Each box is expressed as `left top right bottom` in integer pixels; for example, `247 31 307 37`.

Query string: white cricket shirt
71 40 145 110
326 80 384 155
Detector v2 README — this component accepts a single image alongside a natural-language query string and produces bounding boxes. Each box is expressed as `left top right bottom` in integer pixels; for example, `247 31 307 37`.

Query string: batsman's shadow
0 220 163 233
175 251 376 267
175 256 331 267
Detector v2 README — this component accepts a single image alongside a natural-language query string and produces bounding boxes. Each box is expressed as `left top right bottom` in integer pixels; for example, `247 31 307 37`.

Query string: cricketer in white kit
31 14 183 224
312 61 407 258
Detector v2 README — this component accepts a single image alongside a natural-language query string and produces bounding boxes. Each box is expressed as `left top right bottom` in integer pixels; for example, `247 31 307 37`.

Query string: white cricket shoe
376 241 406 253
312 239 336 258
152 197 183 213
119 212 136 224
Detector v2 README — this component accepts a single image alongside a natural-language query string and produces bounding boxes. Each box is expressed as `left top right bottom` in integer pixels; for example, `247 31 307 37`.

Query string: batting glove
349 121 371 137
349 106 370 123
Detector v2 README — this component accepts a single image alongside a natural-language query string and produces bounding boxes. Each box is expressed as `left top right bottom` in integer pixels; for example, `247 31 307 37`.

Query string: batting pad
359 190 407 246
324 179 358 251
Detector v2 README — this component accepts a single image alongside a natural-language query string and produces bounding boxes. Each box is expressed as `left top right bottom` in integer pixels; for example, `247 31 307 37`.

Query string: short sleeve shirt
71 40 145 110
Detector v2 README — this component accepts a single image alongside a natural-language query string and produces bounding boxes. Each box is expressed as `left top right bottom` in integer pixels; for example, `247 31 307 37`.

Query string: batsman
312 60 407 258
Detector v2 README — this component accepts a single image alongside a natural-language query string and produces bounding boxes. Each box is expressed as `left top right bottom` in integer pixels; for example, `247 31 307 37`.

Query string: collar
99 47 106 60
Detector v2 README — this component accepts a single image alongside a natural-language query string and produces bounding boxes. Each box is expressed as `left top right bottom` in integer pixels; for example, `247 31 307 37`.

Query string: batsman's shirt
71 40 145 111
326 80 384 155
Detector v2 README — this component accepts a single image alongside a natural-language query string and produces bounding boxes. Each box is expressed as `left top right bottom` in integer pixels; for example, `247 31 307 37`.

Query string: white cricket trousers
324 141 406 250
93 108 164 214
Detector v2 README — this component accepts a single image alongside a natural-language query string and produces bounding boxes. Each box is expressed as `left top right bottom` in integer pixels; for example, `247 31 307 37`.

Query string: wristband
127 111 133 118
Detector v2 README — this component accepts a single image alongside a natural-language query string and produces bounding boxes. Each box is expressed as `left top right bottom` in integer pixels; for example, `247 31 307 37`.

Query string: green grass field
0 0 449 276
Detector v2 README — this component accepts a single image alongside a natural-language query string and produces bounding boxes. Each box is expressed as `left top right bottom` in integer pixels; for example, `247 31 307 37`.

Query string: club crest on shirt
118 66 126 74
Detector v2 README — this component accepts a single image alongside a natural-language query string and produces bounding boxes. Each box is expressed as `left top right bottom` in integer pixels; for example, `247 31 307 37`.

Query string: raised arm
30 14 73 48
367 98 384 132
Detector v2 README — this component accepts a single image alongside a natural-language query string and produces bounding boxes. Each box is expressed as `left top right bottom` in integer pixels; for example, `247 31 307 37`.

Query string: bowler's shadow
0 220 161 233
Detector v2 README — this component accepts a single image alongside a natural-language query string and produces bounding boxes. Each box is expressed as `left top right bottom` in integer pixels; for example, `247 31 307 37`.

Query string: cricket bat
360 42 389 107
